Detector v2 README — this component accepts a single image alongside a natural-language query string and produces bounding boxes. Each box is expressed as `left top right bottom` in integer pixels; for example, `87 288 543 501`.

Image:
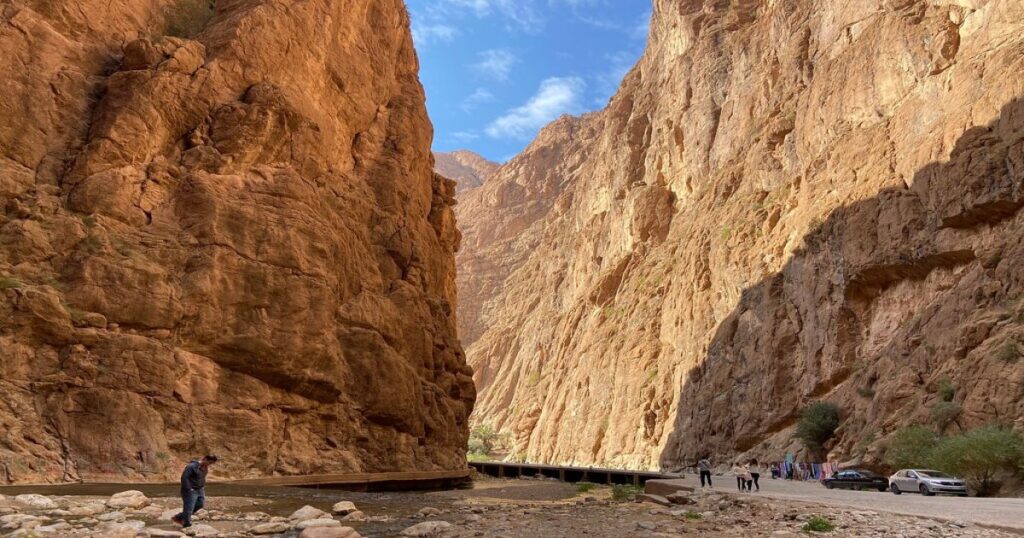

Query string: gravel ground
649 474 1024 532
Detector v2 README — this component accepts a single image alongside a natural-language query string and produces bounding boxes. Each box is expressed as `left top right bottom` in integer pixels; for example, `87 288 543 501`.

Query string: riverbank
0 477 1016 536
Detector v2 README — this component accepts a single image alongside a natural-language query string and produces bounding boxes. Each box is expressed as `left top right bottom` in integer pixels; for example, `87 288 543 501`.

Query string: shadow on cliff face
659 97 1024 470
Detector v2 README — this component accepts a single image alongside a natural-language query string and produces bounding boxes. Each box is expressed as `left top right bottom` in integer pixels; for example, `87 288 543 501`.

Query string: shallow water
0 478 578 536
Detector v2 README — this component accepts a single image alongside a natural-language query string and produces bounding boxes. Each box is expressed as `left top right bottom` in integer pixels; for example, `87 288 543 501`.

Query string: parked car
889 469 968 496
822 469 889 492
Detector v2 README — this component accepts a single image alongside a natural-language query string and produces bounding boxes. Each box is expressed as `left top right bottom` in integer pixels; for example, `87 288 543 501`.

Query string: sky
406 0 651 163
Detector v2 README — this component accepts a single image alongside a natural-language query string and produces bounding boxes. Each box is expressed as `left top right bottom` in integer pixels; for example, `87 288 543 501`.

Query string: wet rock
290 505 330 522
184 523 219 537
251 521 292 534
299 527 362 538
400 521 456 537
296 518 342 530
341 510 367 522
34 520 72 533
331 501 358 515
149 529 187 537
96 511 126 522
13 494 58 510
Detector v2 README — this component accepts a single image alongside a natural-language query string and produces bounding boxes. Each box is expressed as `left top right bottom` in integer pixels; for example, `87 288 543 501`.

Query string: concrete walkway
645 474 1024 531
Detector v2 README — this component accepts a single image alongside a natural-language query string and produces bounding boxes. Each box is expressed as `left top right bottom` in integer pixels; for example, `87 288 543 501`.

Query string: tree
467 424 508 459
928 425 1024 496
795 402 841 456
884 426 938 469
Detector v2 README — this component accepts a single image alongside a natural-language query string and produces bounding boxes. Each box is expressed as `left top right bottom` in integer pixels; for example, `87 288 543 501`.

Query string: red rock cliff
459 0 1024 469
0 0 473 483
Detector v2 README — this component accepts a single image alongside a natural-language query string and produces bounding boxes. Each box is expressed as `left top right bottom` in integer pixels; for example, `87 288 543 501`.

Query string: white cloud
442 0 543 31
460 88 496 112
486 77 586 139
473 49 519 81
412 23 458 46
452 130 481 142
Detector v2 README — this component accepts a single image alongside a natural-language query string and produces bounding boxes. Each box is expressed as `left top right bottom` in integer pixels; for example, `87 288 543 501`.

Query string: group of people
695 456 764 492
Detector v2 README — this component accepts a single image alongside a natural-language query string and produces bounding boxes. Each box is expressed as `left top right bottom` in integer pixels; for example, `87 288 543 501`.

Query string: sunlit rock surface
457 0 1024 469
0 0 473 483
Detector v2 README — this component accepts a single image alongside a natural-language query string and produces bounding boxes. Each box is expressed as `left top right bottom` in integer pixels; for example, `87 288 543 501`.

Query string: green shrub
610 484 642 502
997 340 1020 363
928 425 1024 496
684 511 701 520
467 424 509 461
0 276 23 289
467 452 490 463
884 426 938 470
802 516 835 533
795 402 841 455
936 378 956 402
166 0 216 38
856 386 876 399
931 401 962 434
576 482 596 493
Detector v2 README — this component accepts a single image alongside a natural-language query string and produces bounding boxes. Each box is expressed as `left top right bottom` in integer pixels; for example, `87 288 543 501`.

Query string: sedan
822 469 889 492
889 469 968 496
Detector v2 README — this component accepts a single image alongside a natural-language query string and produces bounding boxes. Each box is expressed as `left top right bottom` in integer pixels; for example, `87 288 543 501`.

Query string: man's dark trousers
699 470 712 487
176 488 205 526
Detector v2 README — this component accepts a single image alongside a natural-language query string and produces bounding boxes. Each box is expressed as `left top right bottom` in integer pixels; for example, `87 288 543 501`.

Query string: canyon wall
460 0 1024 469
0 0 474 483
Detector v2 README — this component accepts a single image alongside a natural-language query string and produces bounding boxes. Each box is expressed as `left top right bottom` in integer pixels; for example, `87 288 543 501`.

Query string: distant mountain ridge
434 150 500 193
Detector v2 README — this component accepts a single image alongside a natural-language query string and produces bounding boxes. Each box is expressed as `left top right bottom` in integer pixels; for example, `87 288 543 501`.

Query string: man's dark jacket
180 460 207 492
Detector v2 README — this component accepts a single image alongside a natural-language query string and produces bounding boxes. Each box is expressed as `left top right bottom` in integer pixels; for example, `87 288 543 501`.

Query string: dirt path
648 474 1024 531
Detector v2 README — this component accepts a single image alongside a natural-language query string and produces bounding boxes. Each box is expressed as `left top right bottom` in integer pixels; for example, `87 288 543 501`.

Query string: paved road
648 474 1024 531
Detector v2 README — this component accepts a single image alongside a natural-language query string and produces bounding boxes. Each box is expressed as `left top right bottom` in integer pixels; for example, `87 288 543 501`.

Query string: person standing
697 456 713 488
748 459 761 492
731 462 751 492
172 455 218 528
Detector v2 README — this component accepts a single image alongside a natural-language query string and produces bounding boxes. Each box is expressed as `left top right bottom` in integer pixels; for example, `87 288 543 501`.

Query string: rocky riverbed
0 478 1014 537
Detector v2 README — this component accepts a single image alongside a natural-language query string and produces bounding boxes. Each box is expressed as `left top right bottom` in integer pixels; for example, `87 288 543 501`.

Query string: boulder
341 510 366 522
183 523 219 537
331 501 358 515
13 494 58 510
636 494 672 507
299 527 362 538
296 518 342 530
400 521 455 537
34 521 72 533
417 507 442 518
666 491 694 505
251 521 292 534
149 530 186 538
107 491 150 509
290 505 329 522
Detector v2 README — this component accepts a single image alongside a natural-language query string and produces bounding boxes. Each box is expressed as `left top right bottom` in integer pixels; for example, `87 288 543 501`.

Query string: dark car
822 469 888 492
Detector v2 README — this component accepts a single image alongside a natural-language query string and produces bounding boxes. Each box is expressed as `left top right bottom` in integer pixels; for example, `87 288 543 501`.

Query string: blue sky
407 0 651 163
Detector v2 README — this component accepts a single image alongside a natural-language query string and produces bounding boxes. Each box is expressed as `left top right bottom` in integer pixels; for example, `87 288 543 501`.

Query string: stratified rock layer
460 0 1024 469
433 150 499 194
0 0 473 483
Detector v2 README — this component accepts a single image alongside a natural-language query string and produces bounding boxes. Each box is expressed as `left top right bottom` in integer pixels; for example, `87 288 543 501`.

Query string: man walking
172 455 218 528
697 455 713 488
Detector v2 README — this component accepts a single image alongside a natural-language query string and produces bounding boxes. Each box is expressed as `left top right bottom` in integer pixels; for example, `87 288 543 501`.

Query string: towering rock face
0 0 473 483
460 0 1024 470
433 150 499 194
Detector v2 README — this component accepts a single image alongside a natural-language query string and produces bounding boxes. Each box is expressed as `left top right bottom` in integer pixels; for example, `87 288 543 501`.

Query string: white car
889 469 968 496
